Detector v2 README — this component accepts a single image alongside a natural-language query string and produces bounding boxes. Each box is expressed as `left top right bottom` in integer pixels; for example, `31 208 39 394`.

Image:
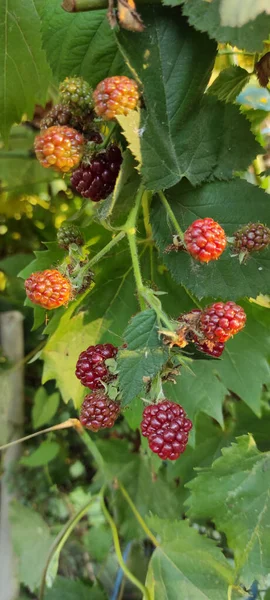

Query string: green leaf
32 387 60 429
18 242 65 280
84 525 112 562
10 502 53 592
117 7 217 190
96 439 183 540
151 179 270 300
181 0 270 53
41 1 126 87
220 0 270 27
145 516 234 600
0 1 51 143
44 577 105 600
20 440 60 467
187 435 270 587
118 309 168 405
165 302 270 440
208 66 250 103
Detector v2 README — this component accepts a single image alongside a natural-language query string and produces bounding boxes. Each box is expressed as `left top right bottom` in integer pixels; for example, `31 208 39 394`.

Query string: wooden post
0 311 24 600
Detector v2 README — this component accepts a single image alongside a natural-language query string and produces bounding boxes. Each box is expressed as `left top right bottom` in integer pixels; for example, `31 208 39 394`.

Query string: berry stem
125 184 146 310
158 190 185 242
39 494 99 600
101 488 153 600
118 481 160 548
80 230 126 275
99 122 117 149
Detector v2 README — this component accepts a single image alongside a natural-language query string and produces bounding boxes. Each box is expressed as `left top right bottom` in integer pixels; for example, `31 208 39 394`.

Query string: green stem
80 230 126 276
118 482 160 547
125 184 146 310
142 287 175 331
78 428 105 473
101 490 152 600
39 495 99 599
158 191 184 241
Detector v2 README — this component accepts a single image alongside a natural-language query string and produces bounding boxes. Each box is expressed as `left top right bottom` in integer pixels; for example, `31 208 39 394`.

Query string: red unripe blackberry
141 400 192 461
233 223 270 256
200 301 246 343
195 340 225 358
75 343 118 389
34 126 84 173
80 392 120 431
93 76 139 120
184 218 226 263
25 269 72 310
71 144 122 201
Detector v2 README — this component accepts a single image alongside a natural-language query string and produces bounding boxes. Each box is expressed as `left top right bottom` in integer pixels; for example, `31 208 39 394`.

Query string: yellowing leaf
116 110 142 169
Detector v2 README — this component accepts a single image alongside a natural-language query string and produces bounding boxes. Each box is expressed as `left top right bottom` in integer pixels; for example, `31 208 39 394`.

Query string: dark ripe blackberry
57 224 84 250
233 223 270 256
70 144 123 202
80 391 120 431
75 343 118 389
141 400 192 461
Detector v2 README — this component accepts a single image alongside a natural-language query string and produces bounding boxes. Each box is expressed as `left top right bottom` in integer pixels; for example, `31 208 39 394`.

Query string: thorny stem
118 482 160 548
158 190 185 241
80 230 126 276
125 184 146 310
39 495 99 599
101 489 152 600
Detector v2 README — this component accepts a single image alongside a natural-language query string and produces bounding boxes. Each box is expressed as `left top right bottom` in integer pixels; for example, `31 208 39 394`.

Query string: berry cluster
141 400 192 460
75 343 120 432
167 218 270 264
35 75 140 201
173 301 246 358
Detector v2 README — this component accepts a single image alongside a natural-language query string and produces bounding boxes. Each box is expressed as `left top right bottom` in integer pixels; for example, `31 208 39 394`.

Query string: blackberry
141 400 192 461
75 343 118 389
233 223 270 258
184 218 227 263
93 76 139 120
200 301 246 343
25 269 72 310
59 77 93 112
71 144 122 201
80 392 120 431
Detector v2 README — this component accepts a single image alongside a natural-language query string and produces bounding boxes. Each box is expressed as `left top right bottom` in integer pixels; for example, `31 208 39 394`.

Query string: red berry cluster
175 301 246 358
75 343 117 389
184 218 226 263
141 400 192 460
93 76 139 121
80 392 120 432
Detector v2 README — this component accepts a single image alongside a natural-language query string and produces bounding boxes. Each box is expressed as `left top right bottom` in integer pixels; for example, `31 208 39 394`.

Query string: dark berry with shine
80 391 120 431
141 400 192 461
71 145 122 202
233 223 270 256
75 343 118 389
195 340 225 358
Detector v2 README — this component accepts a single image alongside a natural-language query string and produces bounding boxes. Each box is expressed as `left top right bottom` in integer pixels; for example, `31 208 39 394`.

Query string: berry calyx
35 126 84 173
199 301 246 343
195 340 225 358
57 224 84 250
232 223 270 259
25 269 72 310
141 400 192 461
75 343 118 390
93 76 139 120
80 391 120 431
59 77 93 112
71 144 122 201
184 218 227 263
